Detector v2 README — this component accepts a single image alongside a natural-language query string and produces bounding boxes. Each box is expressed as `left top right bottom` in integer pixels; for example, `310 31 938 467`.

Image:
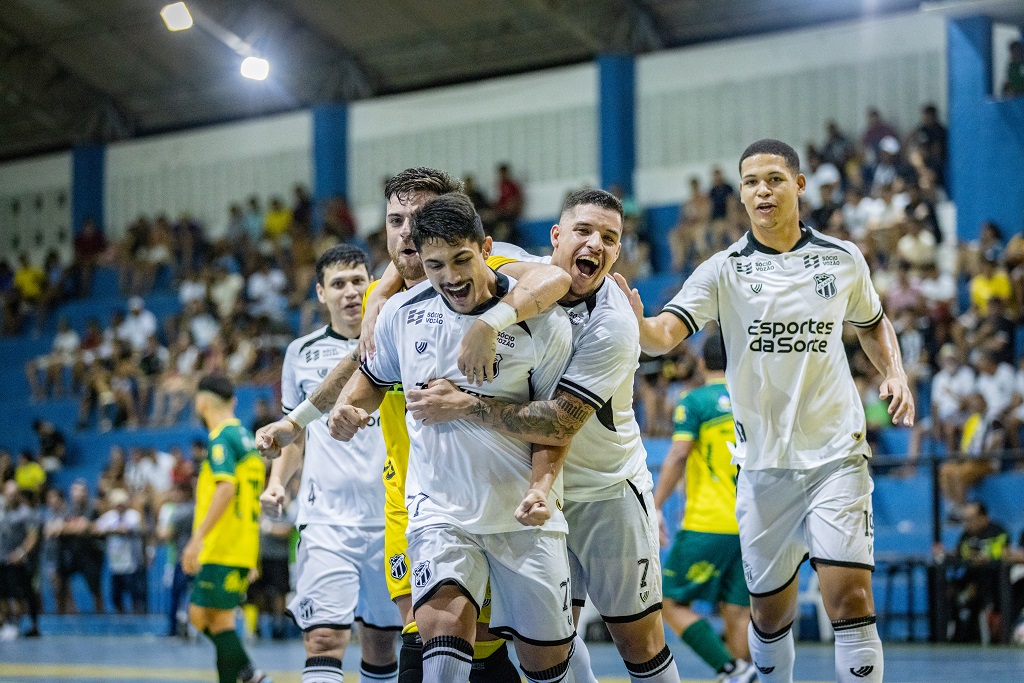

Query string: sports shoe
718 659 758 683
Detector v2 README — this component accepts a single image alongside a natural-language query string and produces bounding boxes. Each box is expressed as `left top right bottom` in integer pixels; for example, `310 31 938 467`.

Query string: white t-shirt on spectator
209 273 245 319
931 365 975 420
121 310 157 351
95 508 143 575
919 272 956 307
897 231 937 269
804 163 841 210
975 362 1016 419
179 279 207 306
248 269 288 320
189 313 220 351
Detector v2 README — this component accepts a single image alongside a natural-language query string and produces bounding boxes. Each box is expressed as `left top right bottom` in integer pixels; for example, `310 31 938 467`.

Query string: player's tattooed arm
407 381 593 446
307 347 361 413
458 260 571 386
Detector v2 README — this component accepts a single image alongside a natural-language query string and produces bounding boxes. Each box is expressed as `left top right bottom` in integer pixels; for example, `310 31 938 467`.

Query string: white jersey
282 326 386 527
663 224 884 470
491 243 653 501
361 273 574 535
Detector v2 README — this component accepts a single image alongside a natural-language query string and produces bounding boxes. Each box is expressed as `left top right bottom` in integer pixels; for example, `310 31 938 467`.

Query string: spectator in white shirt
897 220 937 273
25 317 80 400
121 297 157 351
932 344 977 454
247 258 288 322
95 488 146 614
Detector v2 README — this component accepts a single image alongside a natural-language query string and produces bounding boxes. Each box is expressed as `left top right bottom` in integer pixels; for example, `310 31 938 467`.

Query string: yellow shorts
383 456 491 623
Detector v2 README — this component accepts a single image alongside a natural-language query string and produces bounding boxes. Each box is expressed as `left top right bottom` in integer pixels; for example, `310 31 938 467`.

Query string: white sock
833 616 884 682
748 620 795 683
361 658 399 683
568 634 600 683
624 645 680 683
303 656 344 683
422 636 473 683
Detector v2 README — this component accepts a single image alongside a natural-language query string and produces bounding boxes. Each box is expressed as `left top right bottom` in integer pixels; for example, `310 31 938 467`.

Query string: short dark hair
411 193 485 250
315 244 368 285
967 501 988 517
702 330 726 372
561 188 623 220
384 167 461 203
739 139 800 175
197 374 234 401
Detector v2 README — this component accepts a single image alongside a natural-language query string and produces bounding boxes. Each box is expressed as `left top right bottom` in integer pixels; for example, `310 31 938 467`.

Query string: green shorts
662 529 749 607
190 564 250 611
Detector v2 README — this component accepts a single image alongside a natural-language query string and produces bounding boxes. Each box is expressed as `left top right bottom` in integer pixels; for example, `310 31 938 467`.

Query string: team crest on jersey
415 341 428 354
317 368 329 378
389 553 408 580
567 310 586 326
814 273 837 300
751 283 762 294
412 560 432 588
298 597 315 621
492 353 502 379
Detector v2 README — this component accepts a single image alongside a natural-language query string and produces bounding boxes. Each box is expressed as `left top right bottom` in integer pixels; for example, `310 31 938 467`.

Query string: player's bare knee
359 626 398 665
607 613 667 663
824 582 873 620
303 626 347 658
514 640 571 673
750 595 797 633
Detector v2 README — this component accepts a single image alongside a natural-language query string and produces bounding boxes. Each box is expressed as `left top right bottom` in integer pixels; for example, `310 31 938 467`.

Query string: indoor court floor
1 637 1022 682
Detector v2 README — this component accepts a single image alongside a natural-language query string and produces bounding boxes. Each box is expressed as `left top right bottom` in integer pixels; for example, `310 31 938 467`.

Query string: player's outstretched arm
406 381 592 446
261 430 305 516
327 370 388 442
458 261 571 386
613 273 691 356
359 262 405 360
181 480 234 575
856 314 916 427
516 442 569 526
652 439 693 546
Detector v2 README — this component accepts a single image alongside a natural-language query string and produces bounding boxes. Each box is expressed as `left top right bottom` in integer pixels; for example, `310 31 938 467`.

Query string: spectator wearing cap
870 136 917 196
95 488 147 614
121 297 157 352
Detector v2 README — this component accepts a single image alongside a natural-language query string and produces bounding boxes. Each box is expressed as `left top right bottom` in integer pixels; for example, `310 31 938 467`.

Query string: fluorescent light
161 2 193 31
240 56 270 80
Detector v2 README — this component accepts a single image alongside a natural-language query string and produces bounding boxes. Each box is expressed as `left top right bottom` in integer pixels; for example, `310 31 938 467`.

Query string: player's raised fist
260 483 286 517
328 404 370 441
255 419 300 459
515 488 551 526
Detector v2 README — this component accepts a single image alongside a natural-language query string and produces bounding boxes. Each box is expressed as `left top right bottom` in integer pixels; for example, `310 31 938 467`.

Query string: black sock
470 641 519 683
399 631 423 683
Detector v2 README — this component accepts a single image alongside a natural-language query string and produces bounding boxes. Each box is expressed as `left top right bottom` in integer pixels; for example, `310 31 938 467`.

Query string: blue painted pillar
598 54 636 194
71 145 104 235
312 104 348 228
947 16 1024 241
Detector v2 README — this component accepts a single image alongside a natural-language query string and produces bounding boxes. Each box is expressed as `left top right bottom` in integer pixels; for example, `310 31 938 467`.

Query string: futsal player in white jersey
615 139 914 683
329 193 579 683
407 189 679 683
260 245 402 683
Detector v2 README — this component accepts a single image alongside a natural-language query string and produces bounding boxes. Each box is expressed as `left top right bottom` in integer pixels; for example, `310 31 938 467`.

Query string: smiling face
419 236 494 313
386 191 437 285
317 261 370 333
740 153 805 235
551 203 622 299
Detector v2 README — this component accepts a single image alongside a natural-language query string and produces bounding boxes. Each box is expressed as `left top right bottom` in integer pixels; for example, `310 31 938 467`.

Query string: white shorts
565 481 663 621
407 524 576 646
736 454 875 596
287 524 402 632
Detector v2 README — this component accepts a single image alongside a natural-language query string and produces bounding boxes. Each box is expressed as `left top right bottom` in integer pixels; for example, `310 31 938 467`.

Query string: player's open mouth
756 202 775 214
444 282 471 301
344 302 361 313
401 248 417 257
575 256 599 278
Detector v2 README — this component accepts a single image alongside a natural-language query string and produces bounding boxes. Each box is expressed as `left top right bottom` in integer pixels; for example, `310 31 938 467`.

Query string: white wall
635 12 948 207
348 64 598 234
0 152 72 265
104 111 312 240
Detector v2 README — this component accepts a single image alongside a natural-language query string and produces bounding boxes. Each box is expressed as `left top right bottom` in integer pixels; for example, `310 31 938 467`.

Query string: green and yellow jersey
194 418 265 569
673 379 739 535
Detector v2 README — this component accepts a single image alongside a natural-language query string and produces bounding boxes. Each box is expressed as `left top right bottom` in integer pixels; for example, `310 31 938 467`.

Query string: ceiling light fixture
240 56 270 80
160 2 194 31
